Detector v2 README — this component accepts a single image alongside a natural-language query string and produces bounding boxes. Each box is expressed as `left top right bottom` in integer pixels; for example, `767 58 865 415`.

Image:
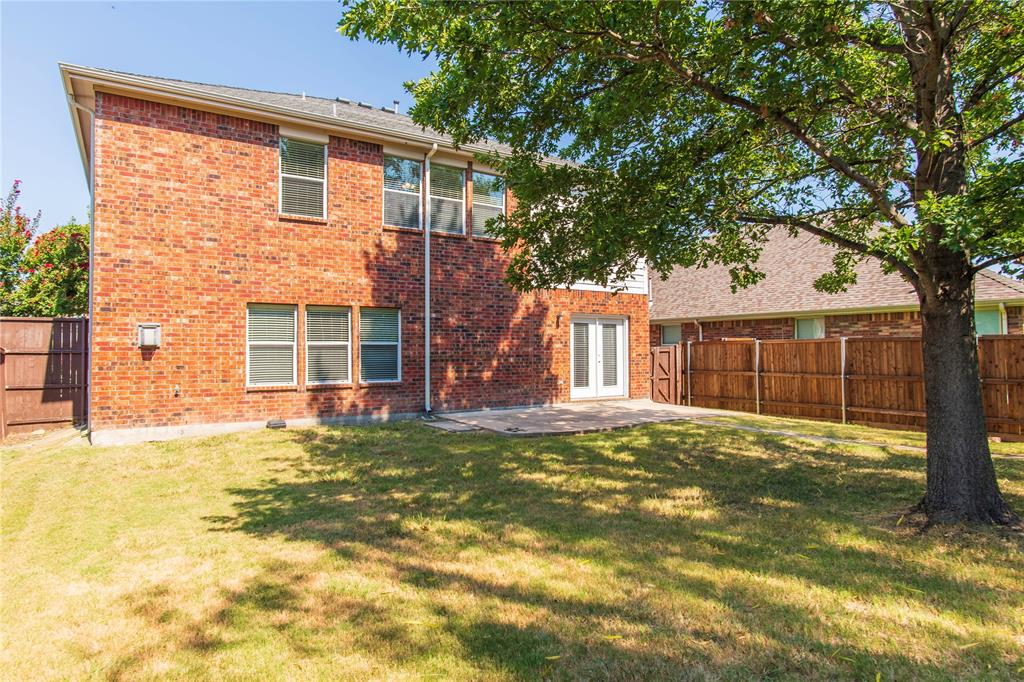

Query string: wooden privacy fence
0 317 88 439
650 335 1024 441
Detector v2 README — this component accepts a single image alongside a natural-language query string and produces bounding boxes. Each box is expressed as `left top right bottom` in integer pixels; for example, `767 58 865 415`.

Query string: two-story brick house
61 64 649 445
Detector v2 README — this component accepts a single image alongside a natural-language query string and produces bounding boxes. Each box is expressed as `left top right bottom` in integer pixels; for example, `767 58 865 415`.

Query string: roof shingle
650 228 1024 321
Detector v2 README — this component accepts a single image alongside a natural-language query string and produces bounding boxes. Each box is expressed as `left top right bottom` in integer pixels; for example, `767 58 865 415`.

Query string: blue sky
1 0 436 230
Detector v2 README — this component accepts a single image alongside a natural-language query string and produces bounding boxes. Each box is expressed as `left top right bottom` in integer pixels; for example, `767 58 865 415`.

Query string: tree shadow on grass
192 421 1023 679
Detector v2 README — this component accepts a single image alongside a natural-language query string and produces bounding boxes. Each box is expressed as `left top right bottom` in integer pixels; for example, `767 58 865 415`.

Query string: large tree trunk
917 284 1018 525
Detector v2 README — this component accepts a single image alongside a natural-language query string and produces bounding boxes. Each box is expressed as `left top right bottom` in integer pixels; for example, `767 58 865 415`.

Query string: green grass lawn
3 418 1023 680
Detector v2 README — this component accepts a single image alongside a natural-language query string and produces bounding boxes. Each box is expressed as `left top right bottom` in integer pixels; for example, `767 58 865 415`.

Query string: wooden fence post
754 339 761 415
686 340 692 407
0 342 6 441
840 336 847 424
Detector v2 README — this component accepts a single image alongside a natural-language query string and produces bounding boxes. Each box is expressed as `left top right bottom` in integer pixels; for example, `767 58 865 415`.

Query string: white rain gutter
999 302 1008 334
692 319 704 341
424 143 438 413
68 95 96 436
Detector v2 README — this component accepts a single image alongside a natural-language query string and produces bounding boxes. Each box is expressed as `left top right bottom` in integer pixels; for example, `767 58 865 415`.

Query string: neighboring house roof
650 228 1024 322
59 63 562 180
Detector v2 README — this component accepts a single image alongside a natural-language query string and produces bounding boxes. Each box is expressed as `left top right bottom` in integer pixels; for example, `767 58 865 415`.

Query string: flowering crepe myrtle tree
0 181 89 317
13 221 89 317
1 180 40 312
342 0 1024 526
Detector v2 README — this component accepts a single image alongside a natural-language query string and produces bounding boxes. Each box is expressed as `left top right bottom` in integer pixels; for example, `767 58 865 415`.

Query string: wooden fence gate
650 335 1024 441
0 317 88 439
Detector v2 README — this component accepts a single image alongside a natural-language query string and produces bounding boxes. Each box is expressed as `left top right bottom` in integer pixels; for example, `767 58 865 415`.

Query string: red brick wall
90 93 648 431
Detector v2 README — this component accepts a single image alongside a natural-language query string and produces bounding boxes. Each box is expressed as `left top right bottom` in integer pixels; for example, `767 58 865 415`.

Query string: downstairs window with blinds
472 171 505 239
280 138 326 218
430 164 465 234
306 307 351 384
247 304 296 386
383 155 422 229
360 308 400 382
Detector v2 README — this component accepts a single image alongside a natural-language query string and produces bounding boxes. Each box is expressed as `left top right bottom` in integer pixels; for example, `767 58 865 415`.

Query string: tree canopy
0 181 89 317
342 0 1024 295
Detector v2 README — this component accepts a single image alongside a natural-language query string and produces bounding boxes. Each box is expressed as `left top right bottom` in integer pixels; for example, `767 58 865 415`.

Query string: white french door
570 317 626 399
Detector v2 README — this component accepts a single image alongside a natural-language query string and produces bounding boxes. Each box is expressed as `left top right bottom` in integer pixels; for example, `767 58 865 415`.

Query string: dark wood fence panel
649 335 1024 441
845 337 926 430
689 340 757 413
979 336 1024 440
0 317 87 439
760 338 844 422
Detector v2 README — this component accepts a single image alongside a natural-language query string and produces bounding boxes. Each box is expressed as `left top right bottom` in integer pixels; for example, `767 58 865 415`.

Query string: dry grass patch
3 417 1023 680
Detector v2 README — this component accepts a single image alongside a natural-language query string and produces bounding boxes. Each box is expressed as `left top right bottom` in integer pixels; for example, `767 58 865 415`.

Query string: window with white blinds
472 171 505 239
306 307 351 384
247 304 296 386
572 323 589 388
280 138 326 218
383 155 422 229
359 308 400 382
430 164 465 234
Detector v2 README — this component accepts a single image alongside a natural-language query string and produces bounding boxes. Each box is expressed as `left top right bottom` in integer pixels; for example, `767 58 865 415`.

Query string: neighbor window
383 155 422 229
247 304 296 386
975 309 1002 336
359 308 400 382
661 324 682 345
430 163 465 234
306 306 351 384
795 317 825 339
280 138 326 218
471 171 505 238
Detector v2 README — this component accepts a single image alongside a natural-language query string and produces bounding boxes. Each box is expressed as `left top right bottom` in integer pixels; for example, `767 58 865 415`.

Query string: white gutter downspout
69 95 96 437
424 143 438 413
999 302 1008 334
692 319 703 342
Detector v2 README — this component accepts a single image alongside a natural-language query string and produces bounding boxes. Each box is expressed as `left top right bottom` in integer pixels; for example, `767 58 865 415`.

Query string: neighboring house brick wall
1007 305 1024 334
652 306 1024 345
824 311 920 337
91 93 647 431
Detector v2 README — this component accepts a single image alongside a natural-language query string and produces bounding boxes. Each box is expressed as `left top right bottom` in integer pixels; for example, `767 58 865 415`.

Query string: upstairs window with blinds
472 171 505 239
280 138 326 218
360 308 400 382
247 304 296 386
306 307 351 384
383 155 422 229
430 164 465 234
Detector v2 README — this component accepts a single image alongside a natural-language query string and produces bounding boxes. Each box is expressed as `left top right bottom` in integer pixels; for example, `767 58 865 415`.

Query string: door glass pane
602 324 618 387
572 323 589 388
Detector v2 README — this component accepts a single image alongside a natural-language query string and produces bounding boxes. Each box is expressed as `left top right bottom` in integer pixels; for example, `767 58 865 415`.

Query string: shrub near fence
650 335 1024 441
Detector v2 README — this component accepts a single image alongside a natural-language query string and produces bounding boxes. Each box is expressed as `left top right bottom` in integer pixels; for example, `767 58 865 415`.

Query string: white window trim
429 164 466 235
471 170 505 239
359 308 402 384
305 306 352 386
246 304 297 387
382 154 423 230
279 138 328 219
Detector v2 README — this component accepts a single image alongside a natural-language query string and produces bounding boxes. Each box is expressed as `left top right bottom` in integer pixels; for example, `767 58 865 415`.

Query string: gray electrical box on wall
137 323 161 348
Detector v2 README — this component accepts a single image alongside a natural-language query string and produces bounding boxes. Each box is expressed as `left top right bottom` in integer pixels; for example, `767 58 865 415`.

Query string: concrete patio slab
442 399 723 436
